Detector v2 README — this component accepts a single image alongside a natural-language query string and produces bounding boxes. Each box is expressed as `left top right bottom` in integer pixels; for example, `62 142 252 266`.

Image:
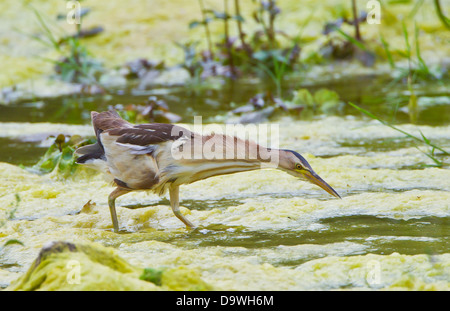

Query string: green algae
7 241 213 291
160 266 213 291
7 241 155 291
0 111 448 291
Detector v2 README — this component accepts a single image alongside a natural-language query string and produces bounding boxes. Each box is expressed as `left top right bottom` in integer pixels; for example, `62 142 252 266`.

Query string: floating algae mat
1 0 449 291
0 116 449 290
6 241 212 291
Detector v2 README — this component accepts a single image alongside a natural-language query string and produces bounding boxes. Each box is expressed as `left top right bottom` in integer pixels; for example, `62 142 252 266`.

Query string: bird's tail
91 110 131 134
75 110 130 164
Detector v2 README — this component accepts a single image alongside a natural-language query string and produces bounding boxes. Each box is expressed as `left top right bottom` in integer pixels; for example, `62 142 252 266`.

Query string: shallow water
0 75 449 290
2 74 450 126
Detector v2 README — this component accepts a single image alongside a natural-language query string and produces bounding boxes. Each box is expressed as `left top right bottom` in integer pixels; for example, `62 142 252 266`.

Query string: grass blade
414 23 429 75
414 146 443 167
30 6 61 51
380 34 395 69
348 102 449 156
334 27 366 51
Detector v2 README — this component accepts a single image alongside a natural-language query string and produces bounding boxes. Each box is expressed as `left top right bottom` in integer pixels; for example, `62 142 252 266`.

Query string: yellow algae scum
0 116 449 290
1 0 449 88
5 240 450 291
6 241 212 291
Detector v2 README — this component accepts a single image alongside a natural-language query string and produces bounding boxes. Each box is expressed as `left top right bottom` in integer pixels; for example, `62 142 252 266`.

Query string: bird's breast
100 132 160 190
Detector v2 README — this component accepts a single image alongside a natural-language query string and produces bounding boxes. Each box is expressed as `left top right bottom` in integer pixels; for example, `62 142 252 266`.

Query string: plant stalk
351 0 362 41
198 0 214 58
434 0 450 29
234 0 252 56
224 0 236 77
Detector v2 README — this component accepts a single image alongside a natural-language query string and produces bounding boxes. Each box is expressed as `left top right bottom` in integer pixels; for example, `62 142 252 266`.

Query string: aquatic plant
120 58 165 80
22 6 105 89
292 88 343 115
189 0 247 78
348 102 449 168
31 134 96 178
191 0 215 59
381 22 444 84
53 37 104 85
409 0 450 29
187 0 301 86
380 22 446 124
0 194 24 249
434 0 450 29
175 41 204 79
139 267 165 286
112 96 182 124
227 86 344 123
248 0 301 90
321 2 375 67
234 0 252 57
0 194 19 229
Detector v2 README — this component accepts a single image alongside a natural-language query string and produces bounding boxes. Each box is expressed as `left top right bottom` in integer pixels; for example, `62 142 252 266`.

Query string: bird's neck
188 133 278 163
183 159 263 183
171 135 281 183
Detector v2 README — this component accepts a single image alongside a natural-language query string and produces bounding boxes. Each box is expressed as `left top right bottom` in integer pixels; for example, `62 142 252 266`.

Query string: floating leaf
31 134 96 177
313 88 341 112
292 89 314 108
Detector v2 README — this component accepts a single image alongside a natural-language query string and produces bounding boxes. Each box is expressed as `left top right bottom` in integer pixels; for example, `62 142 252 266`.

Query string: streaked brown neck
172 134 283 183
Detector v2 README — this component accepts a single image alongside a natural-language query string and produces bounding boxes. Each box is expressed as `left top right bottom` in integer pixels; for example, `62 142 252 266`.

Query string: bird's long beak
304 171 341 199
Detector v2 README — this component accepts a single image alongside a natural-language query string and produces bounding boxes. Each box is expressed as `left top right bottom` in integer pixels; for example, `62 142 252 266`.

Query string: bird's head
278 149 341 199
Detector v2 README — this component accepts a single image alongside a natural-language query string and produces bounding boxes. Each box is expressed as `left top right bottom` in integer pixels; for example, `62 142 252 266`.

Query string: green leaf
402 21 411 60
348 102 450 156
3 239 24 247
414 23 429 75
419 129 430 144
380 34 395 69
314 89 340 106
292 89 314 107
414 146 442 167
333 27 366 51
140 267 165 286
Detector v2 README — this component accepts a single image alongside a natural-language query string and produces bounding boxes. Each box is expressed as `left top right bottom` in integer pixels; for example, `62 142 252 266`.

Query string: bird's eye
295 163 303 170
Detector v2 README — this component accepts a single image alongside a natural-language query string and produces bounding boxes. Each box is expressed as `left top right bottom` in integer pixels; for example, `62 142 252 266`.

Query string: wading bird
75 110 340 232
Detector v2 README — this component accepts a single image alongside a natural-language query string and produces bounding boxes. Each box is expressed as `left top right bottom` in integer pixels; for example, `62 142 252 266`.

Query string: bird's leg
108 187 130 233
169 185 196 229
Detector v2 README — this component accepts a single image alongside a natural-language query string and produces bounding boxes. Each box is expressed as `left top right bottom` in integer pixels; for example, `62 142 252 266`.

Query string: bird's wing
106 123 192 155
